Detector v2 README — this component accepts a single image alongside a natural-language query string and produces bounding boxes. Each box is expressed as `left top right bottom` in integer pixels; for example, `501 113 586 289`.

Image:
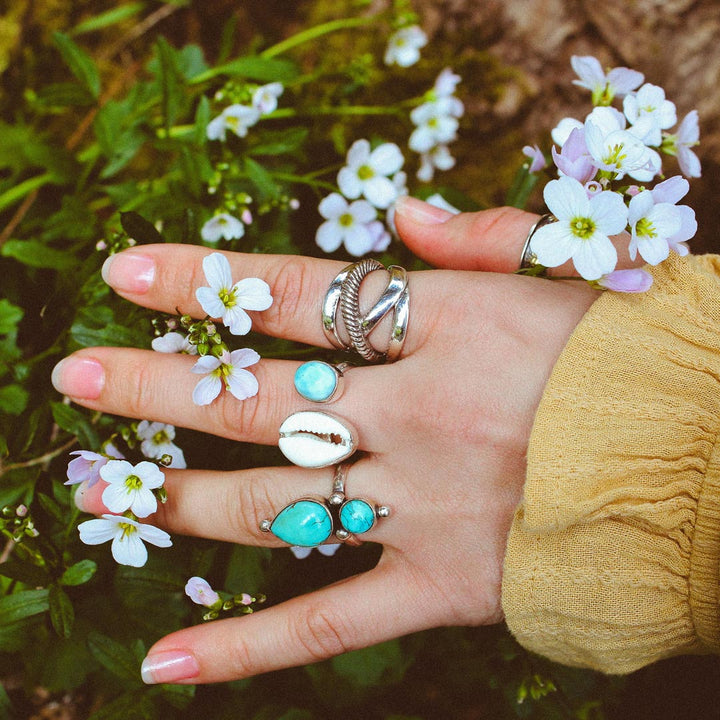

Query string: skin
51 199 603 684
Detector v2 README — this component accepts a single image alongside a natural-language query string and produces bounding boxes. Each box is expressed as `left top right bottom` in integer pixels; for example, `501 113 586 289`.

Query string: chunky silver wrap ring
322 259 409 363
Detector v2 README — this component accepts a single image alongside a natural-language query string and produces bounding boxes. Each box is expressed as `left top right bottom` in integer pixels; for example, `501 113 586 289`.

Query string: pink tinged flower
195 253 273 336
337 140 405 209
530 175 627 281
100 459 165 518
201 213 245 243
252 82 283 115
551 117 583 147
650 175 689 204
315 193 377 256
551 128 597 184
623 83 677 147
66 444 124 487
241 208 253 224
409 102 459 154
675 110 701 178
366 221 392 253
206 104 260 141
136 420 186 469
290 543 342 559
78 514 171 567
597 268 654 293
191 348 260 406
384 25 428 67
151 331 198 355
417 144 456 182
627 190 682 265
185 577 220 607
570 55 644 104
584 112 652 180
522 144 546 173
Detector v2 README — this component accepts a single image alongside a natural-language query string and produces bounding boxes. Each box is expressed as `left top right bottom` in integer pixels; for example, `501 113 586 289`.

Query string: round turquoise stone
294 361 338 402
271 500 333 547
339 499 375 535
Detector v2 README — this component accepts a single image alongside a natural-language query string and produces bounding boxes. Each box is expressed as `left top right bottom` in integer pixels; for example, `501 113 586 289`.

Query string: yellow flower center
339 213 354 227
635 217 656 238
219 288 236 308
125 474 143 491
570 217 596 240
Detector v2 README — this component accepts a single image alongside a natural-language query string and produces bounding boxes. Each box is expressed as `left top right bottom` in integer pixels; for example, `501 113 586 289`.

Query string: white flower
385 172 409 237
409 101 459 154
201 213 245 243
191 348 260 405
136 421 186 469
195 253 273 336
417 144 456 182
206 104 260 141
99 459 165 518
674 110 701 178
252 82 283 115
530 175 628 280
290 543 341 559
384 25 428 67
78 514 171 567
433 68 462 98
551 117 583 147
151 331 198 355
315 193 377 256
627 190 682 265
584 107 654 180
623 83 676 147
337 139 405 209
570 55 644 104
366 220 392 252
425 193 461 215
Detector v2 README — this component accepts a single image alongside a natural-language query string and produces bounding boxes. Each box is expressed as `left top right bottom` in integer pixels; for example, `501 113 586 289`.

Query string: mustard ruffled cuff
502 254 720 674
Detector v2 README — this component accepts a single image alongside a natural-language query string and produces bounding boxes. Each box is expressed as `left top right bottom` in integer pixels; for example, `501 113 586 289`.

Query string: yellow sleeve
501 253 720 674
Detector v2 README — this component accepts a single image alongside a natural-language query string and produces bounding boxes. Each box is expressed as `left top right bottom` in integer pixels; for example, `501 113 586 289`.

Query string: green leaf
52 32 101 100
0 384 28 415
71 3 145 36
49 584 75 639
0 589 49 625
249 127 309 156
70 321 148 349
36 82 97 107
0 172 56 213
37 492 65 524
0 619 35 652
0 299 23 335
60 559 98 586
87 690 151 720
1 239 76 269
505 162 539 209
161 682 196 710
190 56 299 84
120 211 165 244
155 37 184 132
87 630 142 683
50 401 99 448
0 559 50 587
224 545 270 594
194 95 210 145
244 157 279 200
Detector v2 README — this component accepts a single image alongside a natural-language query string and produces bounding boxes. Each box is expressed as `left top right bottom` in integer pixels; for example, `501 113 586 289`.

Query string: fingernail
394 196 454 225
52 357 105 400
102 252 156 294
141 651 200 685
73 483 88 512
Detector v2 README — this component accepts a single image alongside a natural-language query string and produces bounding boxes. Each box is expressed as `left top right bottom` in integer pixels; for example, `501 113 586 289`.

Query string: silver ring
322 260 409 363
519 213 555 274
259 463 390 547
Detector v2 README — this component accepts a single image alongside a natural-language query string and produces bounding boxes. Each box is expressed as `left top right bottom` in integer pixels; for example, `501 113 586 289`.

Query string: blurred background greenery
0 1 718 718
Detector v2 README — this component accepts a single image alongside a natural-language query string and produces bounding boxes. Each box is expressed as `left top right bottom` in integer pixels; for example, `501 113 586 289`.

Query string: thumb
393 196 538 272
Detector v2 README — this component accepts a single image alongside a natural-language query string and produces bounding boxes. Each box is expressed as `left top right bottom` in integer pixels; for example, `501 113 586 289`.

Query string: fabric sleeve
501 253 720 674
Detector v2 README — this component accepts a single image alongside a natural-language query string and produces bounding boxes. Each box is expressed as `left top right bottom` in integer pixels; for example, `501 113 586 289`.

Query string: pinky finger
140 555 432 684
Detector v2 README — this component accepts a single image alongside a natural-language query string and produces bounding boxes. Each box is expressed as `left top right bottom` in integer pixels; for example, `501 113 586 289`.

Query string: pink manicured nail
141 650 200 684
101 252 156 294
394 196 454 225
51 357 105 400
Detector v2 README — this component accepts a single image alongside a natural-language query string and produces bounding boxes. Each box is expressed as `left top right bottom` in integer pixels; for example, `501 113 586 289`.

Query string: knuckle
226 634 258 679
259 257 316 337
121 358 159 419
215 384 263 440
292 604 353 662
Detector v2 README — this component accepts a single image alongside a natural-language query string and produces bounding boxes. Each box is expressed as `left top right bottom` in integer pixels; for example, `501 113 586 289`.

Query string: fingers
393 196 538 272
51 348 396 451
75 461 398 548
140 558 436 684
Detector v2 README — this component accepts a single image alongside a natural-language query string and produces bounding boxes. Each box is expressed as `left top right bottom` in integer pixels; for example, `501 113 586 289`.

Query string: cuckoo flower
136 421 186 469
551 128 597 183
252 82 284 115
315 193 377 256
191 348 260 405
78 514 171 567
673 110 702 178
206 104 260 141
99 459 166 518
571 55 644 105
195 253 273 336
151 331 198 355
201 213 245 243
627 190 682 265
384 25 428 67
65 444 124 488
597 268 654 293
337 139 405 209
185 577 221 607
530 175 627 280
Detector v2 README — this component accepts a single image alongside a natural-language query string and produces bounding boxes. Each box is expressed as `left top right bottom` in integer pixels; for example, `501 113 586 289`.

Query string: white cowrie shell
278 411 357 468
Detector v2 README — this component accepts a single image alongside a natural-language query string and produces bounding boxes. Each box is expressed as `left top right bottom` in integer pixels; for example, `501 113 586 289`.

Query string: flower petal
529 223 577 268
202 252 233 291
193 375 222 406
369 143 404 176
78 518 117 545
233 278 273 311
223 305 252 335
137 523 173 548
131 488 158 519
195 286 226 319
362 176 398 209
318 193 347 220
225 368 259 401
572 233 617 280
337 167 363 199
229 348 261 369
112 532 148 567
316 221 343 253
102 483 133 514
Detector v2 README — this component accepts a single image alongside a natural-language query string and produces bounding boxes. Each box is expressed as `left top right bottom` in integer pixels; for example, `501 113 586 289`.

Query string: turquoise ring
259 463 389 547
293 361 351 403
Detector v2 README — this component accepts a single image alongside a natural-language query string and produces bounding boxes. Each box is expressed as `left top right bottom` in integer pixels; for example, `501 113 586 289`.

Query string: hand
51 198 598 684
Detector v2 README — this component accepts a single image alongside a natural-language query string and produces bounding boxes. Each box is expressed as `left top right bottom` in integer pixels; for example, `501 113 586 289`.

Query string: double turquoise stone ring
259 463 389 547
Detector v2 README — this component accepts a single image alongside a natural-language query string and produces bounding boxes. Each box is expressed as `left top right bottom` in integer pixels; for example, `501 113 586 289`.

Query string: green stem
0 173 55 214
269 172 337 192
260 17 375 59
266 105 403 119
0 437 77 478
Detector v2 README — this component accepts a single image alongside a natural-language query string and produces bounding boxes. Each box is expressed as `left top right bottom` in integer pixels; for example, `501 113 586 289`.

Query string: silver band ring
322 260 409 363
519 213 556 274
